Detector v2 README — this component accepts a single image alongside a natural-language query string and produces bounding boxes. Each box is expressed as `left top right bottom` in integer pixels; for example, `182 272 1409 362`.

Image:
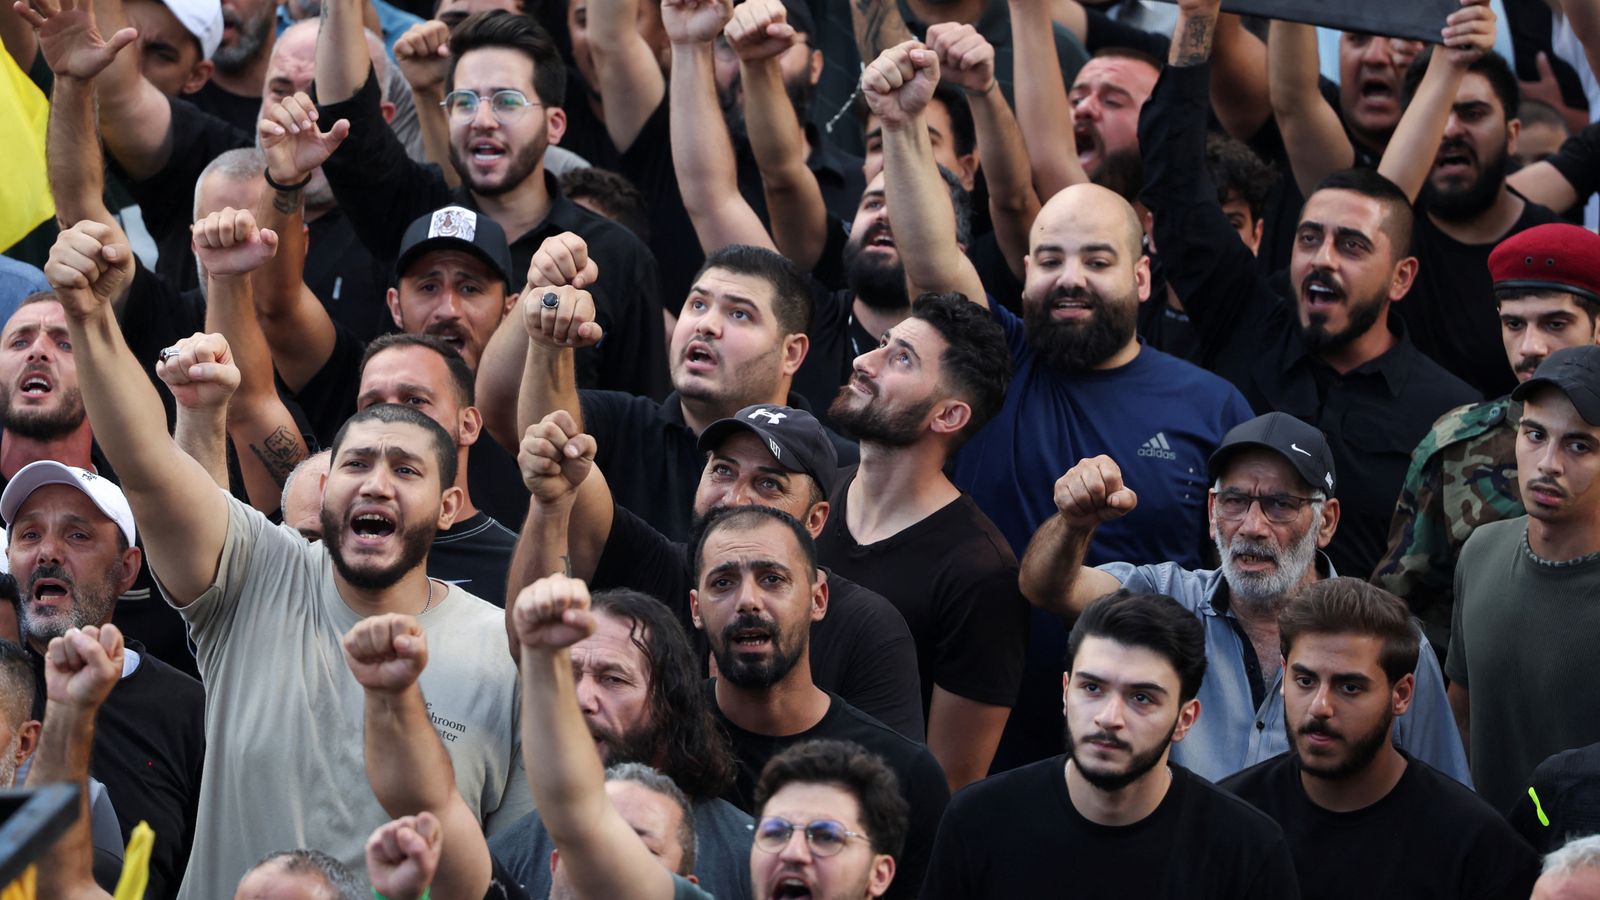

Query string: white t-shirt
169 493 531 900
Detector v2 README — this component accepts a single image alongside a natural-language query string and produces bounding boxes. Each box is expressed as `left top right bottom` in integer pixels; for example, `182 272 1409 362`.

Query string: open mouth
19 372 51 396
350 511 397 542
1359 77 1395 103
31 580 68 603
731 628 772 652
771 878 812 899
864 226 896 250
427 326 467 350
1302 280 1342 309
1050 296 1094 319
469 140 506 163
1074 123 1101 166
1233 552 1276 566
683 342 717 372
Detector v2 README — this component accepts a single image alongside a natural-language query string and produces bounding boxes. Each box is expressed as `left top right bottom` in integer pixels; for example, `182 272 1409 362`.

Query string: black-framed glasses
440 89 540 122
751 817 866 857
1211 489 1321 524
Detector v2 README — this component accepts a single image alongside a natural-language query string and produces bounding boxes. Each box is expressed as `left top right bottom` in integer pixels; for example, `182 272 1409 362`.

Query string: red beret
1489 223 1600 305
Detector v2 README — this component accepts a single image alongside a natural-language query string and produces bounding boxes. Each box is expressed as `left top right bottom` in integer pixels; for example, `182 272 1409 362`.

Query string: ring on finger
541 291 560 309
159 346 181 363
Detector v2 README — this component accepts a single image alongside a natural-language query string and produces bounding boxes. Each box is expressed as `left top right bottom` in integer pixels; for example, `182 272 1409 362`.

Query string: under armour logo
1290 443 1312 457
748 408 788 424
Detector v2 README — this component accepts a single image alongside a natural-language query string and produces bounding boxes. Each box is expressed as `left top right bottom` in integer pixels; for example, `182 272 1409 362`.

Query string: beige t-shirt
170 494 531 899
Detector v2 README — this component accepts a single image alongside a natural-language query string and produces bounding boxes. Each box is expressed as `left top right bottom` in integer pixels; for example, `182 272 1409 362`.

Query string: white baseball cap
0 462 137 548
161 0 225 61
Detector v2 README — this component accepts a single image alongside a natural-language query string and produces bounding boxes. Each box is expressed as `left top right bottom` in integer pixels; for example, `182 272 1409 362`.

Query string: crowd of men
4 0 1600 894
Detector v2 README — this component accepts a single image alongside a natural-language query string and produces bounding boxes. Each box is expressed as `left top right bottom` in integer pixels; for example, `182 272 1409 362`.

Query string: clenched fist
1053 455 1138 529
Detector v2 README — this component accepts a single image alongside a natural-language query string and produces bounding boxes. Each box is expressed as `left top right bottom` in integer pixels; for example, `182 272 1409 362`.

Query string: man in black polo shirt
507 402 923 739
1137 0 1478 579
1224 578 1539 899
297 3 667 397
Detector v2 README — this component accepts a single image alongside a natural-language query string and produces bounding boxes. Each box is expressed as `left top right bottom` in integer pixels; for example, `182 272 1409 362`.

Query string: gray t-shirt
170 493 532 899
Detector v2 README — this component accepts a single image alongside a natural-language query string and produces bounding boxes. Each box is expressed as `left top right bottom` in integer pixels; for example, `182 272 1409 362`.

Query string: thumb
323 118 352 144
107 27 138 54
1537 51 1554 79
577 321 605 345
1108 488 1137 511
188 362 237 384
258 228 280 255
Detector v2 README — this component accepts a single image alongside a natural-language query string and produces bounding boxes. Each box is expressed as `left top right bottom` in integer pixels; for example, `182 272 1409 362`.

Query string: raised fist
521 285 602 349
518 411 596 502
193 207 279 278
44 220 133 320
861 40 940 129
14 0 137 82
527 232 598 290
342 613 429 694
155 332 240 411
511 574 597 652
365 813 442 900
661 0 733 46
1441 0 1496 67
394 20 451 96
725 0 796 63
258 91 352 187
44 625 123 711
1053 455 1139 529
925 23 995 96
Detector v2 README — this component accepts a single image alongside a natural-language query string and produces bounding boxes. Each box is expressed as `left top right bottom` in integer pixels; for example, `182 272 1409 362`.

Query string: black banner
1147 0 1455 43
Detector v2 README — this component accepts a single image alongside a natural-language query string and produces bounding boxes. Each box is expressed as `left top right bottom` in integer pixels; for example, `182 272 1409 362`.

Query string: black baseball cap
1207 412 1337 498
395 206 514 287
778 0 816 39
698 405 839 499
1512 345 1600 426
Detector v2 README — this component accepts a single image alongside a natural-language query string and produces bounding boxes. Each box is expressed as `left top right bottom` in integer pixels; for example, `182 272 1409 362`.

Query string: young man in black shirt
818 292 1027 791
1223 578 1539 900
689 506 947 900
922 590 1299 899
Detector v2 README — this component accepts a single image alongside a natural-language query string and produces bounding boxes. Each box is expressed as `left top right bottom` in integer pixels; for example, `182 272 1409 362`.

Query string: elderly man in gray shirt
1019 412 1469 785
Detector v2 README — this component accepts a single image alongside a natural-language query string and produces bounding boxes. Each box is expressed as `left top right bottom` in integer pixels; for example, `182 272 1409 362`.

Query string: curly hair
908 292 1013 444
754 739 909 860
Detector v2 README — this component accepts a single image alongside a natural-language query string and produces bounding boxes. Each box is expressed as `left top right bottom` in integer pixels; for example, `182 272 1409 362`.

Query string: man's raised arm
1017 457 1131 617
510 576 681 900
1267 20 1355 198
44 221 228 607
589 0 666 151
869 41 987 305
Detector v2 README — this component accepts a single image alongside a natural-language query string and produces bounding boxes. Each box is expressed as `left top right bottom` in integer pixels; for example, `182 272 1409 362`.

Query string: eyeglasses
440 89 541 122
1211 489 1322 524
751 817 866 857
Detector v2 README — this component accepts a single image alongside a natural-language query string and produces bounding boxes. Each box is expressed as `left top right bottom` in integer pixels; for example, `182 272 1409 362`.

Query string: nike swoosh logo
1290 443 1312 456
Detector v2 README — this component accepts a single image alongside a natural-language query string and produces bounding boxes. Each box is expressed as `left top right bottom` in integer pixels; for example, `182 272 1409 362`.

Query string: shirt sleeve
1372 440 1452 610
1547 118 1600 208
316 67 454 262
161 492 287 642
932 558 1029 707
1391 629 1473 787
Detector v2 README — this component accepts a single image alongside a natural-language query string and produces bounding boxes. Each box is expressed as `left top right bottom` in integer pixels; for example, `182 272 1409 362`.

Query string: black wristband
264 168 313 192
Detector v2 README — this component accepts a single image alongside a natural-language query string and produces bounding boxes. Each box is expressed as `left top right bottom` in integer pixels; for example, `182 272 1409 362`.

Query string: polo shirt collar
1280 309 1417 398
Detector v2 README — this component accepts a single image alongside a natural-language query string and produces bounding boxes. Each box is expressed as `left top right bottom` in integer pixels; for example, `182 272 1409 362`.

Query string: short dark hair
1495 286 1600 320
908 292 1012 445
1519 97 1568 132
1403 47 1519 120
329 403 459 489
1089 45 1163 77
1305 167 1415 259
1278 577 1420 686
692 245 814 339
930 82 976 157
753 739 909 860
604 763 698 874
446 10 566 107
13 292 58 312
590 590 736 799
1207 133 1276 221
360 333 476 407
691 505 816 585
560 167 651 241
1067 590 1208 703
251 849 366 900
0 640 34 731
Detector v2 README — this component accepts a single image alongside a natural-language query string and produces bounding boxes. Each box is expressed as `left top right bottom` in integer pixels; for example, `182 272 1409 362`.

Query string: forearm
968 85 1038 279
1207 13 1269 139
850 0 913 64
588 0 665 150
1009 0 1087 197
926 688 1008 792
317 0 371 104
252 187 335 392
670 41 773 253
47 77 112 227
32 705 103 899
742 58 825 269
173 405 231 490
90 0 176 179
1267 20 1353 197
881 117 987 303
412 84 460 189
1563 0 1600 87
1016 514 1101 616
1378 49 1465 203
365 685 458 816
519 647 610 832
516 343 584 440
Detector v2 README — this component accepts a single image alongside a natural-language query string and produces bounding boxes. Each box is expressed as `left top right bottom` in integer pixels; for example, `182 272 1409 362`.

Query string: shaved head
1033 183 1144 259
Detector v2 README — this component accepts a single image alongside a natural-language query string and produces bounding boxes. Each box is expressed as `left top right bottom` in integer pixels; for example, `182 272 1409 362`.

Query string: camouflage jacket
1373 397 1523 650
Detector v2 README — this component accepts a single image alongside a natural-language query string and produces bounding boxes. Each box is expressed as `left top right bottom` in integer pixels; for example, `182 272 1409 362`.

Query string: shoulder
950 756 1061 812
1422 398 1515 456
1098 561 1212 608
827 697 939 767
1218 753 1292 801
944 496 1020 565
1462 516 1527 553
1398 346 1481 407
580 389 672 427
1175 766 1286 838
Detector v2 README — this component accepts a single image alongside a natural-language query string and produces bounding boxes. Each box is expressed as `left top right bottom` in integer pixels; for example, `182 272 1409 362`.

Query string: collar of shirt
449 170 585 248
1203 551 1338 618
1279 309 1418 398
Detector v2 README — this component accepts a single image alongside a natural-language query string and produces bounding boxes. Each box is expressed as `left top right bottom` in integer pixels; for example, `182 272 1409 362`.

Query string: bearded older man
1018 411 1470 785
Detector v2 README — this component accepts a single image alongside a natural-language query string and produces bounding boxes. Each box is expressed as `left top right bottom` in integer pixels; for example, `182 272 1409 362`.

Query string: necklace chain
420 578 436 615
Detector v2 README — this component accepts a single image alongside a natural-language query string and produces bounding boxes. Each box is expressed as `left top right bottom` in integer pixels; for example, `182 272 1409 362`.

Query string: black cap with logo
395 206 514 287
1207 412 1337 497
698 405 839 499
1512 345 1600 426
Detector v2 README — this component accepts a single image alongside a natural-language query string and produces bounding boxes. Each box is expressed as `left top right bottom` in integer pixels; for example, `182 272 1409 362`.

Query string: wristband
371 890 429 900
264 168 313 192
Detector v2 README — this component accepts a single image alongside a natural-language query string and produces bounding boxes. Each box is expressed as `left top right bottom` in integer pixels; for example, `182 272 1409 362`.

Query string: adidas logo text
1138 432 1177 461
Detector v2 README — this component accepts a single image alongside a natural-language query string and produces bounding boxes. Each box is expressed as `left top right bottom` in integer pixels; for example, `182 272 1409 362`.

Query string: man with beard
1223 578 1539 900
487 588 753 898
1448 345 1600 811
1376 223 1600 656
921 590 1300 899
1379 40 1565 398
689 505 948 900
308 6 668 398
1019 412 1469 785
1137 0 1479 579
193 0 277 128
43 215 531 899
0 461 204 900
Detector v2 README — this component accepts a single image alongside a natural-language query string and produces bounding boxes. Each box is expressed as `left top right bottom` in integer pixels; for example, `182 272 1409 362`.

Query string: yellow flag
0 51 54 252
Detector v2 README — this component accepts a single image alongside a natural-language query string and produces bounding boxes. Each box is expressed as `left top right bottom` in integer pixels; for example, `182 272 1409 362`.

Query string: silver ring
159 346 180 363
541 291 560 309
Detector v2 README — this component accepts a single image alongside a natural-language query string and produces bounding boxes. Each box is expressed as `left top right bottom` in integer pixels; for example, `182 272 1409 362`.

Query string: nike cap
1207 412 1336 498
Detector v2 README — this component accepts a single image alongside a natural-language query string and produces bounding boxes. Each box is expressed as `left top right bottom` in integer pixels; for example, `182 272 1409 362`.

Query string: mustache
1526 476 1567 499
26 562 73 596
1514 354 1545 375
1224 539 1282 563
1077 731 1131 753
1299 719 1341 740
720 612 776 643
1301 269 1343 298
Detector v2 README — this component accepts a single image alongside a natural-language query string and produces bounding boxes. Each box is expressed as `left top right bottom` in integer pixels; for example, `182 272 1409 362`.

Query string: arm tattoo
248 426 308 487
1175 15 1217 67
272 188 304 215
560 554 573 577
852 0 911 61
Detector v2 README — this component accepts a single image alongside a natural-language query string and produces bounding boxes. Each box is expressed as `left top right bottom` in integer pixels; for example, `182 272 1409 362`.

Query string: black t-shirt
28 640 206 900
427 511 517 608
815 473 1028 713
120 261 208 431
466 437 533 533
1507 741 1600 855
591 502 924 739
188 80 264 135
923 756 1300 899
1223 752 1540 900
1399 196 1564 399
301 207 400 344
288 320 367 449
711 687 949 900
